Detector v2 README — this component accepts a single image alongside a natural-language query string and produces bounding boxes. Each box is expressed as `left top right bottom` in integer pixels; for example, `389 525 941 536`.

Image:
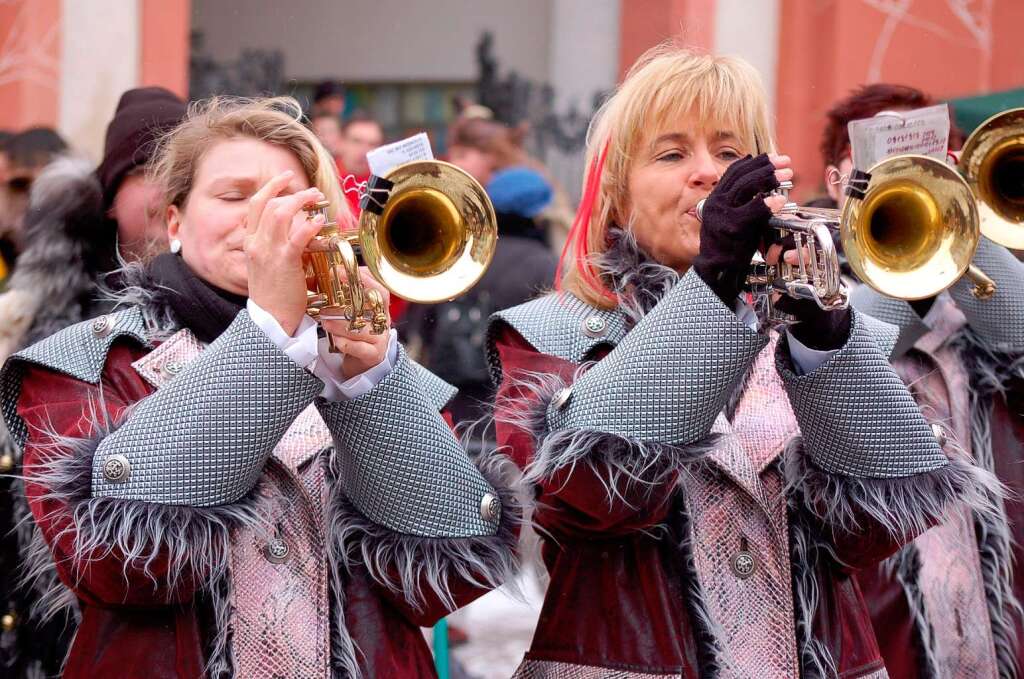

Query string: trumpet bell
360 160 497 304
959 107 1024 250
841 154 980 300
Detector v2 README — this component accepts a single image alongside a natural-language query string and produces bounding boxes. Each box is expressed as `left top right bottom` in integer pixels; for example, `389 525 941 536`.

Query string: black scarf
147 253 246 344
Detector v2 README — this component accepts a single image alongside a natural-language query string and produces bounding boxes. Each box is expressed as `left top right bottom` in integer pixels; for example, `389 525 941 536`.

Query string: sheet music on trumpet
848 104 951 171
366 132 434 177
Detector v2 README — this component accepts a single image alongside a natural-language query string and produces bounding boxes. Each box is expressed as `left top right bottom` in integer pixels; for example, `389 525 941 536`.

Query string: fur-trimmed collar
595 227 679 326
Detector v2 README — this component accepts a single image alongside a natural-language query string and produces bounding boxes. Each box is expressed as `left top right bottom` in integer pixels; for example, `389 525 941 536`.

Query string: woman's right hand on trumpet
244 171 327 337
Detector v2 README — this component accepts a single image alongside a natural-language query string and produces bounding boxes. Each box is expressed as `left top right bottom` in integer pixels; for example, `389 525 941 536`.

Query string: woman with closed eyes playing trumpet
487 45 998 678
2 96 517 679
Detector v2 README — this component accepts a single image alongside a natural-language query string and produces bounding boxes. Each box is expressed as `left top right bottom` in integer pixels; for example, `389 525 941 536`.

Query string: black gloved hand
769 232 852 350
692 154 780 305
777 296 852 351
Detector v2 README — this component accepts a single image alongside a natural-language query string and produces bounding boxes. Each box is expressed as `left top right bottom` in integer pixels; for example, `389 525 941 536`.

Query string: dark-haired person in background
0 127 68 277
335 111 384 216
819 83 1022 678
311 79 346 118
0 86 187 679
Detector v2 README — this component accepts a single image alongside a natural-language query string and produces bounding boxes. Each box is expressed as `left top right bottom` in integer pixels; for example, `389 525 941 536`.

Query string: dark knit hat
96 86 186 209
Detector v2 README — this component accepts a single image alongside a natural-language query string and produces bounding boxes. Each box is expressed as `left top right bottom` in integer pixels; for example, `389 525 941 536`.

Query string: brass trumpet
697 153 995 326
958 107 1024 251
302 160 497 343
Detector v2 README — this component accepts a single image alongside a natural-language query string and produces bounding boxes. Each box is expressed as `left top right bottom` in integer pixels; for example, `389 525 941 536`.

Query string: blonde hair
149 96 349 225
560 44 777 308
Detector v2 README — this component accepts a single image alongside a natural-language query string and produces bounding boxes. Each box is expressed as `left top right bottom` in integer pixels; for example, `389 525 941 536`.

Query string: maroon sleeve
492 324 680 540
18 346 209 607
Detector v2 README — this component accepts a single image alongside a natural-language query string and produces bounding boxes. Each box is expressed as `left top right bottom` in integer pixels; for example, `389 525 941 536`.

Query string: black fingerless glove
692 154 780 305
778 297 852 350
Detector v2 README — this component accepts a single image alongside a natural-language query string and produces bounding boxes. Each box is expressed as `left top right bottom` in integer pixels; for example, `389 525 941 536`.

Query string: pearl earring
170 239 182 254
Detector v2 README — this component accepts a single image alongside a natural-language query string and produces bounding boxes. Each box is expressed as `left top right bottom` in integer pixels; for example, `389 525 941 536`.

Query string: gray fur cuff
318 345 501 538
328 449 519 612
778 308 947 478
546 268 767 445
29 425 268 601
92 310 323 505
950 236 1024 351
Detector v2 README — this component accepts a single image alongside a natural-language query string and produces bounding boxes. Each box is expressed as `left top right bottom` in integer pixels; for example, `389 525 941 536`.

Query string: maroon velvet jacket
18 340 504 678
490 321 972 678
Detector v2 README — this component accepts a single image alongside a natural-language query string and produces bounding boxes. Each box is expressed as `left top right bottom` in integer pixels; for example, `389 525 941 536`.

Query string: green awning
947 88 1024 135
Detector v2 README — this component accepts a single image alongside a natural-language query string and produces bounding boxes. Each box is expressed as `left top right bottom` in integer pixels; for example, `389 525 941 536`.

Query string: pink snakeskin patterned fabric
681 335 802 678
512 659 678 677
133 330 336 678
895 306 999 679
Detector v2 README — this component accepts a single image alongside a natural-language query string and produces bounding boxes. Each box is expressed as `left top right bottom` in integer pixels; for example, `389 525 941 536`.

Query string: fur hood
0 157 116 362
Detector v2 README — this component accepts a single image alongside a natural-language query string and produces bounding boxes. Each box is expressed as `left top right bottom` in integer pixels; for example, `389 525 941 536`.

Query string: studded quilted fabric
487 291 629 385
411 360 459 411
319 345 499 538
546 269 767 445
850 286 930 359
1 308 149 451
778 308 947 478
512 659 676 678
91 311 324 505
950 236 1024 351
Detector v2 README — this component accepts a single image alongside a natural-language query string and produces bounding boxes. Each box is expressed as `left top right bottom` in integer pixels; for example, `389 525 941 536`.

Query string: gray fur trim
5 157 112 348
675 501 727 676
496 366 719 508
789 513 838 679
953 325 1024 401
956 325 1023 678
886 546 941 678
974 503 1021 679
596 227 680 327
326 515 363 679
22 401 270 604
95 258 179 340
205 574 236 679
327 448 520 613
783 437 1001 543
12 474 80 626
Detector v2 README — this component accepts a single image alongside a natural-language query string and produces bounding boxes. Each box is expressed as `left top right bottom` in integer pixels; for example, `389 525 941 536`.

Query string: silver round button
264 538 290 564
90 316 111 337
480 493 502 523
581 315 607 338
931 423 947 447
102 455 131 483
731 550 757 579
164 361 183 376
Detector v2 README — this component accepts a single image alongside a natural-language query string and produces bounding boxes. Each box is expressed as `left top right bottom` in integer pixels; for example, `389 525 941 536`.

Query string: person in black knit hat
0 86 186 679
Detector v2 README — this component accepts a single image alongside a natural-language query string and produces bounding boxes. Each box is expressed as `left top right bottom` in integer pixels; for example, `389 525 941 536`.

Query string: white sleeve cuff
314 329 399 402
786 329 839 376
734 298 758 331
246 299 320 369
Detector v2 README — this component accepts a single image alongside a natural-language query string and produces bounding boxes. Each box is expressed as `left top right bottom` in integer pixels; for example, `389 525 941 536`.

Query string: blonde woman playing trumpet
487 46 997 678
3 97 517 679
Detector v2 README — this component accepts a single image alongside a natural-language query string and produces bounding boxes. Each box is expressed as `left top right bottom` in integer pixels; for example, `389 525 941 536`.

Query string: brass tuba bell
302 160 497 344
958 107 1024 251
